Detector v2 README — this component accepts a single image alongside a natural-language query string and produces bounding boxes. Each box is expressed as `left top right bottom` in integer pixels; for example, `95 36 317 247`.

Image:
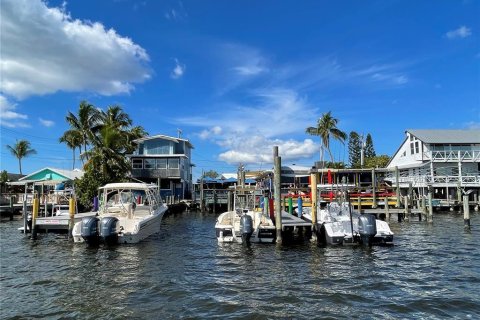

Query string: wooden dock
33 212 96 233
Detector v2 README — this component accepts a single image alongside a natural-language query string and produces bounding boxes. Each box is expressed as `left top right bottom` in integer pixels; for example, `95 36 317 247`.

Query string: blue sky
1 0 479 179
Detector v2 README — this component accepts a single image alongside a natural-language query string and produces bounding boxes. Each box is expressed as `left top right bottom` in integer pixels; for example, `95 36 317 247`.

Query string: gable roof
408 129 480 144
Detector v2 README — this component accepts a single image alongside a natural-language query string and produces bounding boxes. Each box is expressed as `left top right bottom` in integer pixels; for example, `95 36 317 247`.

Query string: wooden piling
310 172 318 243
68 197 75 239
427 191 433 223
371 168 377 208
9 196 14 221
384 196 390 221
31 197 39 240
23 200 28 234
403 196 410 222
463 195 470 231
395 166 401 208
273 147 282 244
227 191 232 212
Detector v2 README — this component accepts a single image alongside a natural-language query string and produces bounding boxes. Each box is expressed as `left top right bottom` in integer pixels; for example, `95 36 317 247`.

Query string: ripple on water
1 213 480 319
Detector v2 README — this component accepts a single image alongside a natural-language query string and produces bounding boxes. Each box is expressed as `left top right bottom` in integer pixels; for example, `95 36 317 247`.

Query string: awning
8 179 69 186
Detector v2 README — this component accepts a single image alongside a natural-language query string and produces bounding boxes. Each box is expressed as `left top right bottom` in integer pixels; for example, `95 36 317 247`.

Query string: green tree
364 155 390 168
364 133 376 158
306 111 347 164
348 131 361 168
203 170 219 179
6 140 37 174
0 170 8 193
59 130 83 169
65 100 100 162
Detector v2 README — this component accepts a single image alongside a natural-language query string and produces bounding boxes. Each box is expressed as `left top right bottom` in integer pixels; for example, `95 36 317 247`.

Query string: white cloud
178 88 320 165
39 118 55 127
0 0 151 99
0 95 30 128
446 26 472 39
171 59 186 79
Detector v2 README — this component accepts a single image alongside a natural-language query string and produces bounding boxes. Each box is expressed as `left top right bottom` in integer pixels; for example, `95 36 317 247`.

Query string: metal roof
407 129 480 144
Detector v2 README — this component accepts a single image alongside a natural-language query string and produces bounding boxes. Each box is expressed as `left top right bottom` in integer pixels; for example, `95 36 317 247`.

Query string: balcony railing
131 168 181 179
423 150 480 162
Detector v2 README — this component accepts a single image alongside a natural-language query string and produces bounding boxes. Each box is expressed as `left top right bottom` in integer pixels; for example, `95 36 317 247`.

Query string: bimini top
99 182 158 190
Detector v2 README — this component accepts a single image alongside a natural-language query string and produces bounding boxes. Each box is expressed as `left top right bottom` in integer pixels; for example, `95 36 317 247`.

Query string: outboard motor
358 214 377 247
100 217 119 245
81 216 100 246
240 214 254 245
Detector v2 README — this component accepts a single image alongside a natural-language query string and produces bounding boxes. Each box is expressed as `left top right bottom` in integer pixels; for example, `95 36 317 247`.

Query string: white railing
423 150 480 162
384 167 480 187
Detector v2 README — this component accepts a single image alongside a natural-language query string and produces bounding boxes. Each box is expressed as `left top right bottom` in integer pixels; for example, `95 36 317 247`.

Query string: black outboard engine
81 216 100 246
100 217 119 246
358 214 377 247
240 214 254 245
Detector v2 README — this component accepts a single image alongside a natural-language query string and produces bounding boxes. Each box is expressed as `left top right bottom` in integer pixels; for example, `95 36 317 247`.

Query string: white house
386 129 480 200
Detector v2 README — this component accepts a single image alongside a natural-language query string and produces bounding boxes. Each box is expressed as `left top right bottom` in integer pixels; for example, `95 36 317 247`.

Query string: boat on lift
72 182 168 245
215 187 275 244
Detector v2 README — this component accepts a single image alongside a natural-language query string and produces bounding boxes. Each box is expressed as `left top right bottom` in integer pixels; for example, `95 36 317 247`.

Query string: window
144 140 172 155
144 159 156 169
132 159 143 169
168 158 179 169
415 141 419 154
156 159 167 169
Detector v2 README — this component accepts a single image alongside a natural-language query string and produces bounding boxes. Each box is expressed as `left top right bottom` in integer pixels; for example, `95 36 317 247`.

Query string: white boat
72 182 168 245
302 201 394 246
215 188 275 244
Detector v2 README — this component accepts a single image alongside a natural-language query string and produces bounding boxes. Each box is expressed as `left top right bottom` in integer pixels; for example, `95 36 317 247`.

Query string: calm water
1 211 479 319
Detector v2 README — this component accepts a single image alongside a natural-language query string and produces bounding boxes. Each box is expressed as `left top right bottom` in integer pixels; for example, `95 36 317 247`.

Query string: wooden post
310 172 318 240
395 166 401 208
371 168 377 208
384 196 390 221
474 193 479 212
463 195 470 231
200 172 204 212
31 197 39 240
9 196 14 221
408 182 413 208
273 147 282 244
404 196 410 222
427 191 433 223
227 191 232 212
68 197 75 239
23 200 28 234
212 191 216 214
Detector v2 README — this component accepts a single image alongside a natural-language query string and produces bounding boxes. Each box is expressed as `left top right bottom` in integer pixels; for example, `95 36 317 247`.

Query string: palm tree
59 130 83 169
83 125 130 179
100 105 133 130
65 101 100 160
306 111 347 164
6 140 37 174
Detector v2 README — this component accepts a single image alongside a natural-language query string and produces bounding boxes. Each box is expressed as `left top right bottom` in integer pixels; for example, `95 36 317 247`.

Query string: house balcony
423 150 480 162
131 168 181 179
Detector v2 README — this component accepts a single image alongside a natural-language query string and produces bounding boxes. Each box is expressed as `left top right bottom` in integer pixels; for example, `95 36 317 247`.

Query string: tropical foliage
364 155 390 168
6 140 37 174
306 111 347 164
61 101 147 208
202 170 219 179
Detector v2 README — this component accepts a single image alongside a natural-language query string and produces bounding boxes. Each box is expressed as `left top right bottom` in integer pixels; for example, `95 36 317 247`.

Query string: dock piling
463 195 470 231
384 196 390 221
9 196 14 221
31 198 39 240
310 172 318 241
273 146 282 244
427 191 433 223
68 197 75 239
404 196 410 222
23 200 28 234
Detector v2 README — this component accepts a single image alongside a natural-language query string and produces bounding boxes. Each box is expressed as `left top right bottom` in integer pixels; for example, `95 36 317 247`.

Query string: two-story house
386 129 480 201
128 134 194 199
